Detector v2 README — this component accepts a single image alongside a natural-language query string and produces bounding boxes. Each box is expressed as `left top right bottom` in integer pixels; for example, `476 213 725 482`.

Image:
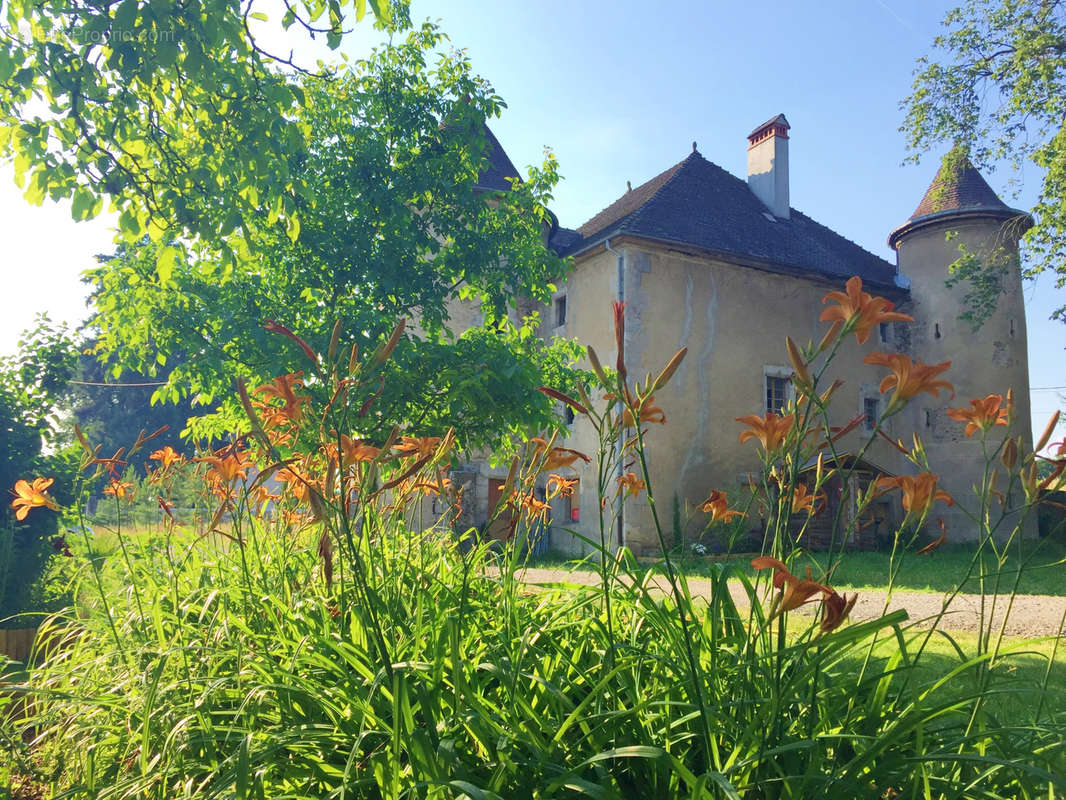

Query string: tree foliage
0 317 79 624
85 25 581 450
0 0 391 263
902 0 1066 317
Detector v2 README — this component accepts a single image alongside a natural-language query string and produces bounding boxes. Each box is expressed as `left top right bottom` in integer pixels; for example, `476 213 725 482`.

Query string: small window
1009 319 1015 337
555 295 567 327
766 374 790 415
564 406 575 426
878 322 890 344
863 397 879 431
934 322 941 339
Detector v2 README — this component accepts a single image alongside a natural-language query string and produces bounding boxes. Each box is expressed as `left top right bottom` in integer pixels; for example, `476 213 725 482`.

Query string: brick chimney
747 114 790 219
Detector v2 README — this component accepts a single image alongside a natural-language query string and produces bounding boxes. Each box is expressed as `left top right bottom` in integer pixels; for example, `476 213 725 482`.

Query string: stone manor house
452 114 1034 555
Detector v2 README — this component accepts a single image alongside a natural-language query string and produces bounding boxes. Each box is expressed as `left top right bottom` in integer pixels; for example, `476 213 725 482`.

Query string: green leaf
156 245 179 284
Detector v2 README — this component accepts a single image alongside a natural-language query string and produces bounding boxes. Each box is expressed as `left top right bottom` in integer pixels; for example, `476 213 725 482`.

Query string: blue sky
1 0 1063 441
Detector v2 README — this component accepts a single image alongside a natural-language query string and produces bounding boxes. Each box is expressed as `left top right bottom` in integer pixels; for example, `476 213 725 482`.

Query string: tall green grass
4 287 1065 798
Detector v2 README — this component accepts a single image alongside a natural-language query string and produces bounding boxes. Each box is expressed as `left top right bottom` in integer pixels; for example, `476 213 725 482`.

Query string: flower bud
1001 436 1019 471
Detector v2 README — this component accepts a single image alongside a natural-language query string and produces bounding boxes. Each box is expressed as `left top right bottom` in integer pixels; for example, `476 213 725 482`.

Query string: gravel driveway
512 567 1066 638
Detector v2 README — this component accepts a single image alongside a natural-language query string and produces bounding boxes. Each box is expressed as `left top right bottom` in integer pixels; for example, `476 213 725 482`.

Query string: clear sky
1 0 1063 443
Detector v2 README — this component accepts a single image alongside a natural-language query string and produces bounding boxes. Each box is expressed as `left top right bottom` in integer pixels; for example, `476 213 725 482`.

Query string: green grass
541 539 1066 596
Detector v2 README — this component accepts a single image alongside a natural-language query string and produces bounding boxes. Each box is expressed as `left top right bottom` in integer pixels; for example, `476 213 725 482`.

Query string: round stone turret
888 149 1034 539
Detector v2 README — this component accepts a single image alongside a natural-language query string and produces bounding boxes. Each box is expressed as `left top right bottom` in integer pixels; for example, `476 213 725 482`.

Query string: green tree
902 0 1066 318
86 25 580 450
0 0 391 267
0 317 80 625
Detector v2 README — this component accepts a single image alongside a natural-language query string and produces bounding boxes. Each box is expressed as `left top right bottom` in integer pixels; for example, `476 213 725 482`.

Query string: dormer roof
557 149 899 290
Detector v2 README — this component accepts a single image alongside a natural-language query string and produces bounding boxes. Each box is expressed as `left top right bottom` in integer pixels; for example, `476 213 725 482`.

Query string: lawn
544 539 1066 596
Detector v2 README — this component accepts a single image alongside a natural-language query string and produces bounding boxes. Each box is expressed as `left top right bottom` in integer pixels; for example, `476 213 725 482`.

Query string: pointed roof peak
889 147 1030 248
909 147 1008 220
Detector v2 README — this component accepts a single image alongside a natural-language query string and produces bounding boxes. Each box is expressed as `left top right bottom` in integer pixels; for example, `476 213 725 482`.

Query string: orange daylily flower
620 395 667 427
736 412 796 457
751 556 829 613
150 446 184 469
200 447 254 486
338 435 381 468
394 436 443 460
946 394 1009 437
874 474 953 518
530 438 591 472
615 471 646 498
790 483 825 515
699 489 744 523
412 477 451 497
820 589 858 633
863 352 953 411
819 276 913 344
103 479 135 500
255 372 311 421
277 467 316 504
514 490 551 522
10 477 59 521
546 473 578 498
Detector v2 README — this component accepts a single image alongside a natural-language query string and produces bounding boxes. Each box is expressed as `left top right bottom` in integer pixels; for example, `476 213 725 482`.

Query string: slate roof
557 150 899 290
476 125 521 192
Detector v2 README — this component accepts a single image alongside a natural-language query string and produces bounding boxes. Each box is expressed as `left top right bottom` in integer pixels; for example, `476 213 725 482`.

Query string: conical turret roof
889 149 1029 248
909 150 1009 219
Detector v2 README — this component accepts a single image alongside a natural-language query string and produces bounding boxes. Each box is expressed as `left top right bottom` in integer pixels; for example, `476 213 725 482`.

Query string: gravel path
512 567 1066 638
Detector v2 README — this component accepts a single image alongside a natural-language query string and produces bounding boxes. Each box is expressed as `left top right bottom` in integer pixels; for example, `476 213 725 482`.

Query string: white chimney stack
747 114 790 219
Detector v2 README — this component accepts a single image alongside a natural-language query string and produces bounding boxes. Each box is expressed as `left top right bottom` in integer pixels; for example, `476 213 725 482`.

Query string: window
564 406 575 426
765 374 790 415
878 322 890 345
863 396 879 431
554 295 567 327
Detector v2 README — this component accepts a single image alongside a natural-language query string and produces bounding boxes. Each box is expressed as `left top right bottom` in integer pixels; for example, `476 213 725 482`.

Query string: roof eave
888 207 1033 250
567 232 905 297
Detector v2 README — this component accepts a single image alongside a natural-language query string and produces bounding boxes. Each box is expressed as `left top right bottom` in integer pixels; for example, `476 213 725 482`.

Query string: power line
69 379 168 387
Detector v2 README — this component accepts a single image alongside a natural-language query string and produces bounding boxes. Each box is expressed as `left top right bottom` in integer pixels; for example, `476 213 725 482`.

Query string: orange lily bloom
751 556 829 613
863 352 953 411
277 467 315 504
620 395 667 428
150 446 184 469
255 372 310 421
820 589 858 633
546 473 578 499
394 435 443 460
200 447 253 486
819 276 913 344
10 477 59 521
514 490 551 522
338 435 381 468
530 438 591 473
946 394 1009 437
790 484 825 515
103 479 135 500
736 412 796 457
874 473 953 518
615 471 646 498
699 489 744 523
